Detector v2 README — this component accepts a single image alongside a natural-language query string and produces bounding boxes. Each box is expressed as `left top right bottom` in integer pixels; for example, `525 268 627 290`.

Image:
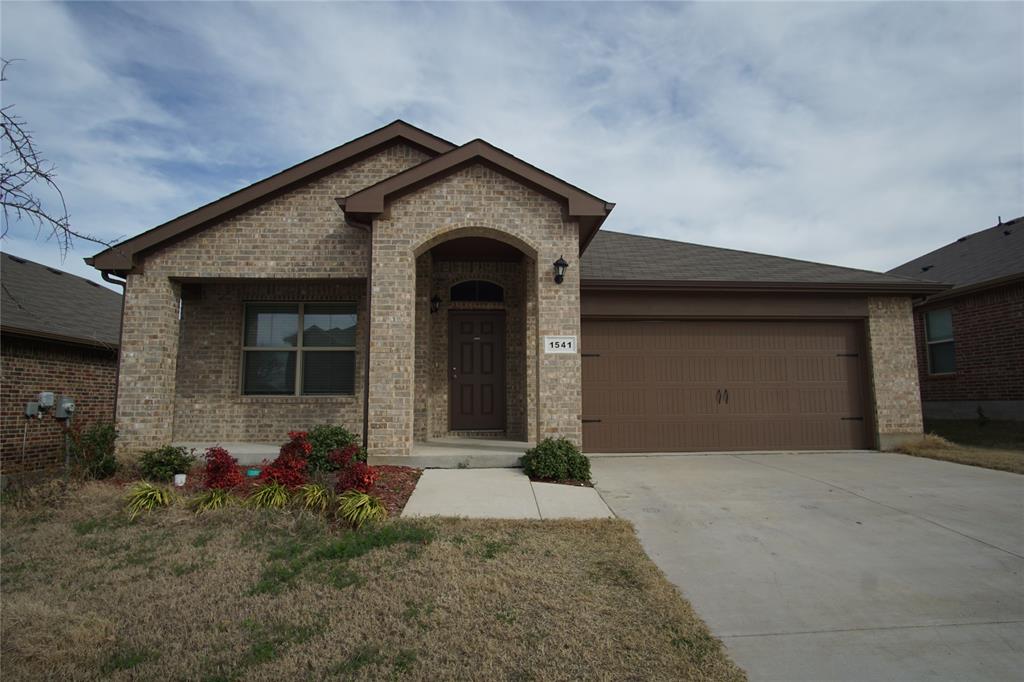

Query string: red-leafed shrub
259 432 311 488
203 446 244 489
332 445 378 493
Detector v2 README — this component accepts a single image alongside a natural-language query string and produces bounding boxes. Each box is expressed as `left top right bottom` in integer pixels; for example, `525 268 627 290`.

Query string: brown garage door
582 320 871 452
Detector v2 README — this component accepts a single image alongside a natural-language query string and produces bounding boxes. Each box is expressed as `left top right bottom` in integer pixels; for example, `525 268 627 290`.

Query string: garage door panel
582 319 870 452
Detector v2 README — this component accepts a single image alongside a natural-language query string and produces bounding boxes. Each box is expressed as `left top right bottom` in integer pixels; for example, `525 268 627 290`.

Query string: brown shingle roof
887 216 1023 290
581 231 946 294
1 253 122 348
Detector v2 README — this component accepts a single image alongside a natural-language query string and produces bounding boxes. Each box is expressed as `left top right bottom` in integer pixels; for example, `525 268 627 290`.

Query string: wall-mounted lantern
553 256 569 284
430 294 442 314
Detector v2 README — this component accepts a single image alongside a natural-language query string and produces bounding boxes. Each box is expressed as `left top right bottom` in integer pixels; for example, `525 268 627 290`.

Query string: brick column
115 273 181 455
867 296 925 449
366 222 416 456
534 231 583 446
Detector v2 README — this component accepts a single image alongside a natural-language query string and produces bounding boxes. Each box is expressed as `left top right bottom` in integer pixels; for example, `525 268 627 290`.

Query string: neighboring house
86 121 944 462
888 217 1024 421
1 253 122 474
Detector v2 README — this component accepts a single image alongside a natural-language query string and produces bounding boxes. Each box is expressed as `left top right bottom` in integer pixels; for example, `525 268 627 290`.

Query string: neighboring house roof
887 216 1024 300
340 139 614 254
86 120 457 273
1 253 122 348
581 231 947 295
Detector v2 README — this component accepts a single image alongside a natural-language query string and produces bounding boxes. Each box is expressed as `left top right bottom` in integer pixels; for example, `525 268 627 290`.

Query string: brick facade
114 144 428 456
367 164 581 457
867 296 925 447
1 336 117 474
171 280 366 443
912 280 1024 419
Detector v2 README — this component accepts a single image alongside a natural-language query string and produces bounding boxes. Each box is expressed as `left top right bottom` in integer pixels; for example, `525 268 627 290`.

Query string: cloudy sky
2 1 1021 289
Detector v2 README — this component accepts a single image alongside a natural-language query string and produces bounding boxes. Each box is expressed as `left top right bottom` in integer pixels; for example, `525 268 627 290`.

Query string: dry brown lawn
894 433 1024 474
1 481 744 681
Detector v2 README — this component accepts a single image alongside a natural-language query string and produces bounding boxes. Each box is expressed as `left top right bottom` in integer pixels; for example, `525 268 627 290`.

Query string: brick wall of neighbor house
913 280 1024 419
867 296 925 448
0 336 117 474
114 144 429 456
369 164 581 457
172 280 366 444
415 258 530 441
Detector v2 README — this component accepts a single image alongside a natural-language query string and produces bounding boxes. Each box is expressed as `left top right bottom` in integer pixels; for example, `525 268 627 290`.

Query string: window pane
245 304 298 347
302 351 355 395
303 303 357 347
243 351 296 394
925 309 953 341
929 342 956 374
450 280 504 302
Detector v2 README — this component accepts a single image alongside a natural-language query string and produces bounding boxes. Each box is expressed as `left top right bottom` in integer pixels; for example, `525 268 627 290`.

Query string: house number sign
544 336 577 354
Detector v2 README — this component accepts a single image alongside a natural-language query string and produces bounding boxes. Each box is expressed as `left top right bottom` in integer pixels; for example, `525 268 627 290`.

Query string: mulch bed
369 465 423 515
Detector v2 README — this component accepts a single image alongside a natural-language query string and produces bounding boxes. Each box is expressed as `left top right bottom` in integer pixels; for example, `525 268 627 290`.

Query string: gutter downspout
101 270 128 420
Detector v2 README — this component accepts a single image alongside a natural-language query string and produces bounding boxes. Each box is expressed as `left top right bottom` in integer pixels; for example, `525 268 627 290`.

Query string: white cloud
1 1 1021 290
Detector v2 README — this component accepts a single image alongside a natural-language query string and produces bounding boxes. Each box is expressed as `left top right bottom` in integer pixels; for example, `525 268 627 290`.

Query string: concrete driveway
592 452 1024 681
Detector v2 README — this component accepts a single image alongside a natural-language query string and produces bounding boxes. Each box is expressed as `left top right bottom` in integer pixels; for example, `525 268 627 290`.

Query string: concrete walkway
401 468 614 519
593 451 1024 681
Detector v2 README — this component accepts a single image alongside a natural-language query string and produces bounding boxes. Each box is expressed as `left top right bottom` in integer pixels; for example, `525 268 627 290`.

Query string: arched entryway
413 233 538 444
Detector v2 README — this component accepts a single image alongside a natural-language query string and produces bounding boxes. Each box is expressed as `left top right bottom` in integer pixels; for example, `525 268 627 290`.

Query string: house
86 121 944 463
888 217 1023 421
1 253 122 474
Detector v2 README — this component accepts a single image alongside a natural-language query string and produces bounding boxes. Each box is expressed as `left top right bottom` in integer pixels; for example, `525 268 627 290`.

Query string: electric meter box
55 396 75 419
37 392 55 409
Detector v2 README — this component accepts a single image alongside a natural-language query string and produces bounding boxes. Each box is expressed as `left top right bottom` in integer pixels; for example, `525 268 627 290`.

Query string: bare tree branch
1 58 111 259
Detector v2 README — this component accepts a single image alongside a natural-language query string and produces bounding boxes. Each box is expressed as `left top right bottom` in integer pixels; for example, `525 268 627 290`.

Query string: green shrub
70 422 118 479
139 446 196 482
521 437 591 482
336 491 387 529
125 482 174 520
307 425 362 471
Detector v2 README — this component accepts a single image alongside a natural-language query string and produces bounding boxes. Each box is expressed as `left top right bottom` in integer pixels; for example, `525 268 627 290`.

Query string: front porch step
371 437 534 469
446 430 507 440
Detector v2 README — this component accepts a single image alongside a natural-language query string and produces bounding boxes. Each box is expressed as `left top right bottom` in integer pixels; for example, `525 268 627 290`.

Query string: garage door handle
841 417 864 421
716 389 722 405
582 353 601 358
724 389 729 404
836 353 859 357
582 419 602 423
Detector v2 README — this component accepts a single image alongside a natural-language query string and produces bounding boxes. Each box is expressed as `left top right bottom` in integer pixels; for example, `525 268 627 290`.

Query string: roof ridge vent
45 267 64 275
6 255 27 264
956 236 968 242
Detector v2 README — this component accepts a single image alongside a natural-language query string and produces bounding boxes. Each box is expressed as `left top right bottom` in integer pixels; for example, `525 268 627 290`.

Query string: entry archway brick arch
367 164 583 456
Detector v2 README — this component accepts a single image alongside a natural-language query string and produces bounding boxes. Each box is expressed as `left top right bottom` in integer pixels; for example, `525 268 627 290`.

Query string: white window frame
240 302 357 396
924 308 955 375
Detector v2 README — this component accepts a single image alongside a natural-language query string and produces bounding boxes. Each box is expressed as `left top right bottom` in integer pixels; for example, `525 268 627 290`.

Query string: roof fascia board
913 272 1024 306
1 325 120 350
87 121 456 272
580 279 951 296
343 140 608 217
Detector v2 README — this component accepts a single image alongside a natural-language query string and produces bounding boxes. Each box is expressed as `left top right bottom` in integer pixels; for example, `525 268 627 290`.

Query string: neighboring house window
925 308 955 374
242 303 356 395
450 280 504 303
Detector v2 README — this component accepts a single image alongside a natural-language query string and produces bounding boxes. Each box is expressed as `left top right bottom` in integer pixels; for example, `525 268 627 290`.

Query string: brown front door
449 312 506 430
582 319 871 452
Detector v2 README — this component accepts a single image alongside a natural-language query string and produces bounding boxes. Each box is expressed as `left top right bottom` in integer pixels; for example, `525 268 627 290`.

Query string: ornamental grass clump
192 488 233 514
336 491 388 529
297 483 332 513
125 482 174 520
248 481 291 509
521 437 591 483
